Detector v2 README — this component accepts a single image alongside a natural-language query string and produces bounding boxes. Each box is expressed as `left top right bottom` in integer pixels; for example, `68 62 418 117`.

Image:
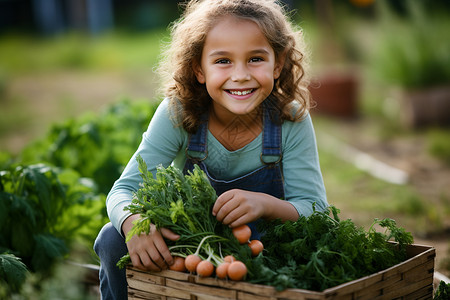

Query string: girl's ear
193 61 206 84
273 52 287 79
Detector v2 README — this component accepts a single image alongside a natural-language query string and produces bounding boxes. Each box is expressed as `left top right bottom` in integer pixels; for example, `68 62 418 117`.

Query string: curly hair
157 0 311 133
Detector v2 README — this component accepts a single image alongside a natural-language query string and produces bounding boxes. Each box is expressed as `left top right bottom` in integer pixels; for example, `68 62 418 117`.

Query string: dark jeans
94 223 128 300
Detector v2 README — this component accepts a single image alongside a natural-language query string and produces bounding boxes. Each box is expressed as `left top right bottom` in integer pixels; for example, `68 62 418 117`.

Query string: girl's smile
226 88 256 98
194 15 284 123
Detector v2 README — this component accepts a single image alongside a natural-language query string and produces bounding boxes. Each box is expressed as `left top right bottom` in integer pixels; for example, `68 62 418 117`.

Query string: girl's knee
94 223 127 262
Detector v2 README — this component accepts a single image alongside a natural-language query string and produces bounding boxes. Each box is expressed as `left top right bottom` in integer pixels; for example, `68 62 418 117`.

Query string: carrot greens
117 155 250 269
247 205 414 291
118 157 414 288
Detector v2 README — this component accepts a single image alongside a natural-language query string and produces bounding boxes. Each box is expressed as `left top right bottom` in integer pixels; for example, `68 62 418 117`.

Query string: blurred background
1 0 449 298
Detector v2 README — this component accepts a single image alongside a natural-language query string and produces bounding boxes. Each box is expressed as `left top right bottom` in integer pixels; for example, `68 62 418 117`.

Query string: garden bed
126 243 435 300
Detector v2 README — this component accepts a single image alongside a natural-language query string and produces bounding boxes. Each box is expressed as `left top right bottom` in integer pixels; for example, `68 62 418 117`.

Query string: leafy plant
248 206 413 291
0 163 106 277
427 128 450 165
0 253 28 295
117 155 251 269
434 281 450 300
20 99 160 194
368 0 450 88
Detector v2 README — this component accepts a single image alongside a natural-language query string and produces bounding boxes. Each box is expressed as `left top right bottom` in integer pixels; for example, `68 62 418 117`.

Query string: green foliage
127 155 219 237
368 0 450 88
374 1 450 87
248 206 414 291
20 99 160 194
434 281 450 300
427 128 450 165
117 156 251 268
0 98 163 297
0 163 106 277
0 253 28 295
0 31 167 74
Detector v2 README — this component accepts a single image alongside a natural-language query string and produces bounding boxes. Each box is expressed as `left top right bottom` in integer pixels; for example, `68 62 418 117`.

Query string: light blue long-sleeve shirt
106 98 328 234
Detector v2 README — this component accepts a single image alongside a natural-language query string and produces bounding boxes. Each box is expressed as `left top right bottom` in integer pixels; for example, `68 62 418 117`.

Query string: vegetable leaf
0 253 28 292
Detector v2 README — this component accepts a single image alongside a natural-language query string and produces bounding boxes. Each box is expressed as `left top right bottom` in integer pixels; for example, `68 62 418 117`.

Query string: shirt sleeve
106 98 187 235
282 113 328 216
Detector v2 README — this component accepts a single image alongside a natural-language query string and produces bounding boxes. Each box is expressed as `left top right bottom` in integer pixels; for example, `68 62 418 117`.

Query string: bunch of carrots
168 224 263 280
116 156 263 281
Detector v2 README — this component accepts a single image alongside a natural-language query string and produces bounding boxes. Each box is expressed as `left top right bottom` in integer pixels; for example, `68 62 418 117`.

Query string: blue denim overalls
184 106 284 239
93 104 285 299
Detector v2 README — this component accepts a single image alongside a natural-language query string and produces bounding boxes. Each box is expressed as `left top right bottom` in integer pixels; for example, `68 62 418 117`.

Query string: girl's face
194 16 283 120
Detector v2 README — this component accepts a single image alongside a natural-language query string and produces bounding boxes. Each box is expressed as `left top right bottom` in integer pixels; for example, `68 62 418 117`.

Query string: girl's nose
231 64 251 82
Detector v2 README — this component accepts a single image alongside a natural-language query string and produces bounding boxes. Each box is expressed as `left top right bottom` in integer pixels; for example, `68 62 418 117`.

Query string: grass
427 128 450 165
0 29 168 76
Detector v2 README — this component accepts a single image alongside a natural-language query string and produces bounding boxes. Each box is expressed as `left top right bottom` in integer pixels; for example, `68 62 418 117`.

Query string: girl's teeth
230 90 252 96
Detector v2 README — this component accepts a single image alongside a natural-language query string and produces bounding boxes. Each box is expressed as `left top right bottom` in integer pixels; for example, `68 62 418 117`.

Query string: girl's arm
281 113 328 216
107 99 187 271
106 99 187 235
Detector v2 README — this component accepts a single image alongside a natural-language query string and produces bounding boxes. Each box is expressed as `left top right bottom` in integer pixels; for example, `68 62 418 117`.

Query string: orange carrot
232 225 252 244
227 261 247 281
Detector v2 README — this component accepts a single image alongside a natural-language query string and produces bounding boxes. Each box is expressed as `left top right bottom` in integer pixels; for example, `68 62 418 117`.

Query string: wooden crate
126 244 435 300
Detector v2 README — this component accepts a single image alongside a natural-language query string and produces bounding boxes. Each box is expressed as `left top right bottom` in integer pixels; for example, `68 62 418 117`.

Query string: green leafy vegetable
248 206 414 291
118 159 414 290
0 163 106 274
434 281 450 300
0 253 28 293
117 155 250 269
19 99 159 194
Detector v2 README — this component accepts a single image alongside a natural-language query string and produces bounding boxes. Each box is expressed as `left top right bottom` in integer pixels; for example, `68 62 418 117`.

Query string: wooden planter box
126 244 435 300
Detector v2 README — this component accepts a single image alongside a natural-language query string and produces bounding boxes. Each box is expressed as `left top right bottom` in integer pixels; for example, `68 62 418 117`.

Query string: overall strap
261 106 282 164
185 114 208 161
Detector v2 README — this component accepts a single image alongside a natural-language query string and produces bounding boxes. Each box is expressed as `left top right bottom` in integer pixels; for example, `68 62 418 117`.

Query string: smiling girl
94 0 328 299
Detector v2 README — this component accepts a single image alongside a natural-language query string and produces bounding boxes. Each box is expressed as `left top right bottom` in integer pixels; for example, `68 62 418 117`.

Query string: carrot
215 262 230 279
227 261 247 281
169 256 186 272
232 225 252 244
185 254 202 272
196 260 215 277
184 234 215 273
223 255 235 263
248 239 264 256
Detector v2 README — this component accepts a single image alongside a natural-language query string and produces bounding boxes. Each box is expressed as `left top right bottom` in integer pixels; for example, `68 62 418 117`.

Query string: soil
1 71 449 280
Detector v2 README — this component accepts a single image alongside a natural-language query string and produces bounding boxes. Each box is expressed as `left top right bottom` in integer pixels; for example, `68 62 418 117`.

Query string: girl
94 0 328 299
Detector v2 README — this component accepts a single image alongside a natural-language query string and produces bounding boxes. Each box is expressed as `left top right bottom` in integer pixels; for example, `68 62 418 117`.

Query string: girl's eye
249 57 264 63
215 59 230 64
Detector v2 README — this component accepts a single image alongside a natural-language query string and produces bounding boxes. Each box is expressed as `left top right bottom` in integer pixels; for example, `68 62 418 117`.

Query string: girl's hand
122 214 180 271
212 189 267 227
212 189 300 227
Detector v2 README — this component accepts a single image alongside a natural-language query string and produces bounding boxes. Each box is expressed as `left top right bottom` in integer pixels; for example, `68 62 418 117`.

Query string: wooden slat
126 244 435 300
127 268 166 285
321 245 435 298
383 247 435 280
166 278 237 298
236 291 278 300
128 287 164 299
377 277 433 299
404 285 434 300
